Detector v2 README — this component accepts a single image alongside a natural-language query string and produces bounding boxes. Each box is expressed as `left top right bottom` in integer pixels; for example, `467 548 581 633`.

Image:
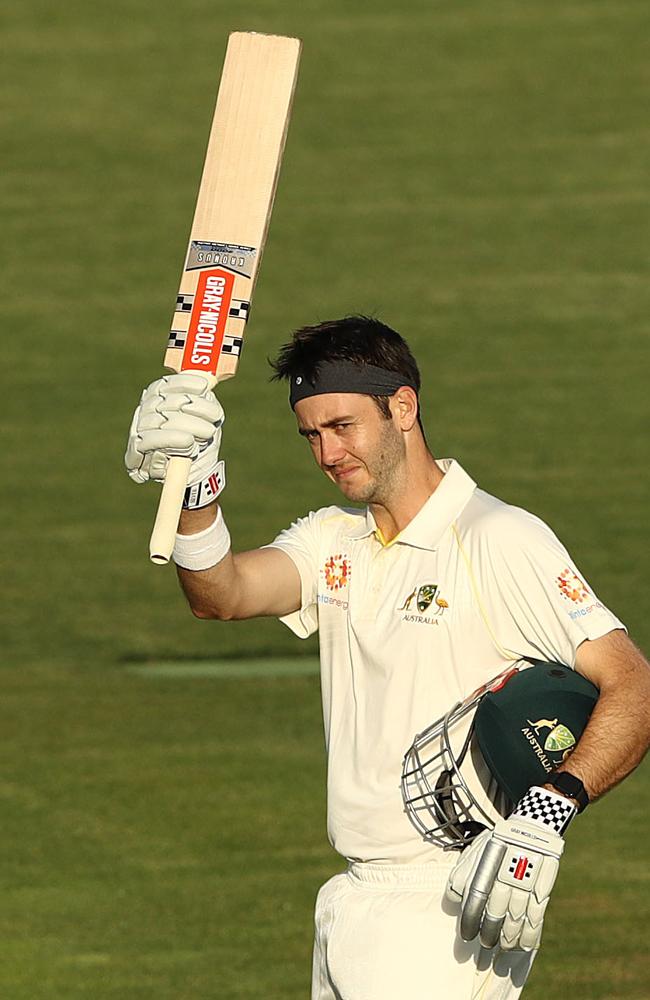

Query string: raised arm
125 373 302 622
175 504 301 620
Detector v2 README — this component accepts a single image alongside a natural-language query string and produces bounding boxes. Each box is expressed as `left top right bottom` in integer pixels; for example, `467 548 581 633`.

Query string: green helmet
401 660 598 851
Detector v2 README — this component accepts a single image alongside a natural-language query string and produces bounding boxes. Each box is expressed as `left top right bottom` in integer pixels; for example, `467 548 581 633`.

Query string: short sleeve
264 511 322 639
476 506 626 666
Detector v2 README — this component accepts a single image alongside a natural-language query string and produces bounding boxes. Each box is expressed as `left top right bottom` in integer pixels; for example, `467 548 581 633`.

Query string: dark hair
269 315 423 427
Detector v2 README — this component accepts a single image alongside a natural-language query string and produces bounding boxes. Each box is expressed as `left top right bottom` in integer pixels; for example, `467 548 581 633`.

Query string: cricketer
125 316 650 998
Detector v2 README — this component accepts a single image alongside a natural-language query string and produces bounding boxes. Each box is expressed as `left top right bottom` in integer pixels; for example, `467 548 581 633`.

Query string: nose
319 430 346 467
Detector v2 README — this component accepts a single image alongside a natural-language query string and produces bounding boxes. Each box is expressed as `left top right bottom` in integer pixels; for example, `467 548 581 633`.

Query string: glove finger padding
171 396 224 423
459 838 506 943
136 379 223 428
139 414 220 446
446 786 575 953
445 830 488 906
143 441 222 484
153 373 214 396
511 858 557 952
125 398 149 481
518 896 550 951
479 882 510 948
142 392 223 422
125 375 225 488
137 428 202 458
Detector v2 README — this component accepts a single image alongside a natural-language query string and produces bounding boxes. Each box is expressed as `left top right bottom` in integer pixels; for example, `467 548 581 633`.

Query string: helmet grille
401 698 493 851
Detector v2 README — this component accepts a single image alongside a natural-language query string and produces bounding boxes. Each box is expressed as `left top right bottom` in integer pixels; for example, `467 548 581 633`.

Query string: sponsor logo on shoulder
556 567 607 620
322 554 350 592
556 567 590 604
317 554 351 610
397 583 449 626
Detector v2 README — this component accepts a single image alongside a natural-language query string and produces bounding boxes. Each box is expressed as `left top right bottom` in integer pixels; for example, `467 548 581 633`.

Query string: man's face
294 392 406 504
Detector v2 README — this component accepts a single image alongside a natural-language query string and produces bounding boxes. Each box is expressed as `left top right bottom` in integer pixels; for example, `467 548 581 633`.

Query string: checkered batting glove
446 787 576 952
125 373 226 509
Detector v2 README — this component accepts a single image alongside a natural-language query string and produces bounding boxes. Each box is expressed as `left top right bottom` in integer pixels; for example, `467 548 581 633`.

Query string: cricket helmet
401 660 598 851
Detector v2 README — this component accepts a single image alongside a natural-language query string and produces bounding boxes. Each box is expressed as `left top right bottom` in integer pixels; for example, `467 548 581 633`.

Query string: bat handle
149 456 193 565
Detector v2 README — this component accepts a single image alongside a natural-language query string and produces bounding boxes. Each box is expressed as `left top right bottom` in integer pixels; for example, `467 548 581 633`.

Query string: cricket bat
149 31 301 564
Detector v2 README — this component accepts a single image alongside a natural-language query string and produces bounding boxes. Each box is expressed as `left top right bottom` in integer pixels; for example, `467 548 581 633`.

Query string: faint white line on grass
127 658 320 679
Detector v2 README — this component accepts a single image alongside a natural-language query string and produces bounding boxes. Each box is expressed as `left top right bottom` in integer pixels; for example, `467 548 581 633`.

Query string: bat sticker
228 299 250 320
186 240 257 277
175 293 194 313
181 268 235 373
168 330 187 349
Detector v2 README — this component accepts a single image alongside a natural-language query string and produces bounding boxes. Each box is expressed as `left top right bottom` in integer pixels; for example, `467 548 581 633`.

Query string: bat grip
149 456 193 565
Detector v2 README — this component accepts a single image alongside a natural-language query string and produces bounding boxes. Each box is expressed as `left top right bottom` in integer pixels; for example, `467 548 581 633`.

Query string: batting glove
125 373 226 509
446 786 577 952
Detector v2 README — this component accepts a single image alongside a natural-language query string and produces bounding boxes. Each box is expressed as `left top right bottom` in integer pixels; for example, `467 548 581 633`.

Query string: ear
390 387 419 431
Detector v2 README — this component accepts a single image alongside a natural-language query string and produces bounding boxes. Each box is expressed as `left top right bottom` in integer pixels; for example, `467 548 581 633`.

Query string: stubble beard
340 420 406 505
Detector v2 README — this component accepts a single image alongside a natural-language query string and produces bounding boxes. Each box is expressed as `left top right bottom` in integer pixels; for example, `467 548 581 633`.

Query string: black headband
289 361 417 409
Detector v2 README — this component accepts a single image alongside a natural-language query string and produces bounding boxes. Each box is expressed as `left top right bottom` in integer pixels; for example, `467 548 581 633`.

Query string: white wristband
172 507 231 571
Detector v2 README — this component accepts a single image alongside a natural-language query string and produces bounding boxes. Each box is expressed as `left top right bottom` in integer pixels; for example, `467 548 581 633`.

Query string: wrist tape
513 785 577 835
172 507 231 571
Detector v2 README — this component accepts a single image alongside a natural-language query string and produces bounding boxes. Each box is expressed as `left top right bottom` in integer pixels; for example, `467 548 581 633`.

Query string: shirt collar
343 459 477 550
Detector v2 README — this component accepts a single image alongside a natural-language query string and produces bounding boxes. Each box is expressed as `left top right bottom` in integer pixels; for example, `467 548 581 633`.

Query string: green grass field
3 0 649 996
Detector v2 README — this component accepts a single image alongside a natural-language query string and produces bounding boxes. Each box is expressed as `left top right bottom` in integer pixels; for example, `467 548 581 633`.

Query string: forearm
174 503 302 620
175 503 239 619
178 504 219 535
555 634 650 801
551 688 650 800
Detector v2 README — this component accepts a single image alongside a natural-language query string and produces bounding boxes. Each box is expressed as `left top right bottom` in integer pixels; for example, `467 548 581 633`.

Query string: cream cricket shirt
268 460 624 864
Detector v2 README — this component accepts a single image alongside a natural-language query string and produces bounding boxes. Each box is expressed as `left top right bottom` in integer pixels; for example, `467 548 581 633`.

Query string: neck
370 448 444 542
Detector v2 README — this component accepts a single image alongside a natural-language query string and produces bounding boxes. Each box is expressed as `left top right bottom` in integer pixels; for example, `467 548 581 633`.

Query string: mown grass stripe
127 657 320 679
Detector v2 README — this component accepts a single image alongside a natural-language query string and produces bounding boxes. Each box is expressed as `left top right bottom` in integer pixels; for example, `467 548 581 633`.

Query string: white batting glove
446 787 577 952
125 373 225 509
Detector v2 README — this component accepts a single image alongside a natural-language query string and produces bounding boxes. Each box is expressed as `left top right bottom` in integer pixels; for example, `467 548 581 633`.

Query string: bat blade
149 32 301 565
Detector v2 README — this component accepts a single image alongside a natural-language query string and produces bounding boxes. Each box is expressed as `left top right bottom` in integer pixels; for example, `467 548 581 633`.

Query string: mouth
330 465 360 481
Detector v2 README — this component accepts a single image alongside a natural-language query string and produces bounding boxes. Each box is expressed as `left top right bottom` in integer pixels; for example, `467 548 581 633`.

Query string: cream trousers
311 861 535 1000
